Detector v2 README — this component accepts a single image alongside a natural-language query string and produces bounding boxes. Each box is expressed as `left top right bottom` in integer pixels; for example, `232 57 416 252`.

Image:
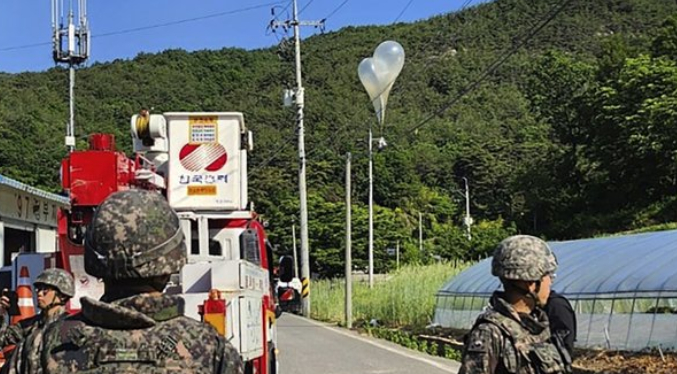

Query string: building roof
0 174 69 206
438 229 677 299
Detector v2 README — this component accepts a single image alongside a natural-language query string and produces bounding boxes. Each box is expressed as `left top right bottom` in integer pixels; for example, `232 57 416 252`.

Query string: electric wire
303 0 478 160
94 1 286 38
0 41 51 53
302 0 571 165
250 0 571 172
321 0 350 23
254 0 476 169
278 0 294 16
254 0 382 171
0 1 286 53
404 0 573 135
298 0 316 16
248 134 298 177
393 0 416 23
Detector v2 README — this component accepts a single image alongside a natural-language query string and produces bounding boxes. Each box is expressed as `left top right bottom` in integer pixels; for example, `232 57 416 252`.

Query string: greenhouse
433 229 677 351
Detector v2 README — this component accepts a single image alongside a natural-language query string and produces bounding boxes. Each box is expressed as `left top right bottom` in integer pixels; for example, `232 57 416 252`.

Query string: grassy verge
363 326 462 360
310 262 469 359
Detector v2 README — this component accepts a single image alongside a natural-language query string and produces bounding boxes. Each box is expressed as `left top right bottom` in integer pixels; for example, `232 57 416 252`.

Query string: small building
0 174 69 267
434 230 677 351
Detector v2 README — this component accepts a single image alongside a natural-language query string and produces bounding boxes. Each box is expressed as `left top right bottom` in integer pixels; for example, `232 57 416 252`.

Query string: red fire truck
6 111 279 374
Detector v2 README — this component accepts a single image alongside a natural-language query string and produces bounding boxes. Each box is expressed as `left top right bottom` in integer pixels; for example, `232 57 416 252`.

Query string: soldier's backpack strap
468 311 523 373
478 312 569 374
549 332 573 374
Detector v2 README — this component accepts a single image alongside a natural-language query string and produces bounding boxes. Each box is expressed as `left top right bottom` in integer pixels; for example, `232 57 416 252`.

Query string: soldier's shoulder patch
466 326 493 353
467 337 487 353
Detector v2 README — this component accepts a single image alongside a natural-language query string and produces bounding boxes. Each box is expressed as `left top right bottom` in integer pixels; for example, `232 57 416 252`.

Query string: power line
259 0 398 168
248 133 297 176
305 1 478 160
405 0 573 135
322 0 350 23
255 0 570 169
0 41 50 53
278 0 294 17
315 0 481 158
95 1 286 38
298 0 316 16
0 1 286 53
414 0 477 73
307 0 571 162
258 2 325 177
311 0 570 156
267 3 293 40
274 0 437 164
393 0 416 23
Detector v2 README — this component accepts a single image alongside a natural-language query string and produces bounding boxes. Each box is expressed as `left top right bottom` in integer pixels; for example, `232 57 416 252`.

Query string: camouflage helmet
491 235 558 281
34 268 75 298
84 190 187 280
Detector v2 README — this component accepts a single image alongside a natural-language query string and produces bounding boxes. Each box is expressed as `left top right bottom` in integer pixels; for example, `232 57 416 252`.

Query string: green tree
651 14 677 58
587 55 677 213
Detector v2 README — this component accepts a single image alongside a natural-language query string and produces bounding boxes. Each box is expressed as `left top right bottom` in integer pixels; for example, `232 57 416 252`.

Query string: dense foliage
1 0 676 277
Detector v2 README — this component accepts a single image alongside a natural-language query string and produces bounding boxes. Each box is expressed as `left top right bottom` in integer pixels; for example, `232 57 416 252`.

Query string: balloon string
377 97 382 135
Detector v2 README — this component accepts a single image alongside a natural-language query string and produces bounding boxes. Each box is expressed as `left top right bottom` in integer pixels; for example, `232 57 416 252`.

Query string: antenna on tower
52 0 90 152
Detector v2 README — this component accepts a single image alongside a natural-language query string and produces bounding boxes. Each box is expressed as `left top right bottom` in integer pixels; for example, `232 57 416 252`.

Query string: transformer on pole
52 0 90 152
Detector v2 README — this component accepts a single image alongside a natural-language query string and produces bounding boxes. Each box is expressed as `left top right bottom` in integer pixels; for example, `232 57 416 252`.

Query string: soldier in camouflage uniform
9 190 243 374
0 268 74 374
459 235 572 374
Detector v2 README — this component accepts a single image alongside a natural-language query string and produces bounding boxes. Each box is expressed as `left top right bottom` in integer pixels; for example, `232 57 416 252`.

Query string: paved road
276 313 460 374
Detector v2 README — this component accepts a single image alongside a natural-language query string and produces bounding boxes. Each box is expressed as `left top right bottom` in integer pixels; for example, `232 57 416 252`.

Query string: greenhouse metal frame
434 229 677 351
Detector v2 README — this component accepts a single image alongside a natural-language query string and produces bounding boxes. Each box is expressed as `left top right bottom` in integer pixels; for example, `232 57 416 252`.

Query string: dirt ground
423 326 675 374
572 349 676 374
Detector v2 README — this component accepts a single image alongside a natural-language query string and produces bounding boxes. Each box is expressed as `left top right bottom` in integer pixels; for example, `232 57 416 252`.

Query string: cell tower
52 0 90 152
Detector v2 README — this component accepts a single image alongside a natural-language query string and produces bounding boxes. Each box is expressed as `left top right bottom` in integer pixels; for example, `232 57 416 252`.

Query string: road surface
276 313 460 374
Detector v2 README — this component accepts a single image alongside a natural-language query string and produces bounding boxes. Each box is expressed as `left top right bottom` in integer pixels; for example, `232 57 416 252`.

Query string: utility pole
368 123 374 288
292 220 299 278
462 177 473 241
52 0 90 153
345 152 352 329
419 212 423 253
271 0 324 318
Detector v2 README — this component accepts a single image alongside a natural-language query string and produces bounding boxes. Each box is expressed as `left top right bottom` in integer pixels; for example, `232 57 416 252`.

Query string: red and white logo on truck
167 113 244 210
179 143 227 172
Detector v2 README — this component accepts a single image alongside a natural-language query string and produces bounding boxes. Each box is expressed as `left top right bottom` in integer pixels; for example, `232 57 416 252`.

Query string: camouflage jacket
0 310 67 349
459 292 569 374
0 315 37 350
3 312 68 374
16 294 243 374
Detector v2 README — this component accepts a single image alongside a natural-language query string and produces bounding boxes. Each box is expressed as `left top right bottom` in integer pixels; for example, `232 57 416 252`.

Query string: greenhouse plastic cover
438 229 677 299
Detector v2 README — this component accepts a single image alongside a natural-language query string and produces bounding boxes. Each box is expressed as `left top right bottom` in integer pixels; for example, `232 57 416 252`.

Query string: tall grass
311 262 470 328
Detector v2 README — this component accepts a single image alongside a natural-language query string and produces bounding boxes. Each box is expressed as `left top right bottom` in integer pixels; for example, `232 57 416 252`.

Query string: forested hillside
1 0 676 277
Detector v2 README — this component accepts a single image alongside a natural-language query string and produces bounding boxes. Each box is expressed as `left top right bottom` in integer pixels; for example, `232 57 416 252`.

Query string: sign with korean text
0 185 64 227
167 113 243 211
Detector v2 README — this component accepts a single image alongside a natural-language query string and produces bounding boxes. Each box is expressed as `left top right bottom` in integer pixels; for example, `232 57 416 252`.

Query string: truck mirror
279 256 294 283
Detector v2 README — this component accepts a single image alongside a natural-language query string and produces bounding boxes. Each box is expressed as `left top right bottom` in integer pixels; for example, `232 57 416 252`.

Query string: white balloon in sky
358 41 405 124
